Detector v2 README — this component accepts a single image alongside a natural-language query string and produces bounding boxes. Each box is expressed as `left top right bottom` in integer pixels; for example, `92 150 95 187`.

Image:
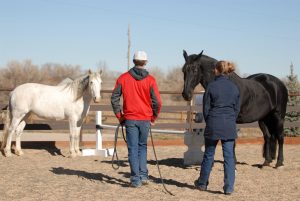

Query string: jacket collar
129 66 149 80
214 74 228 81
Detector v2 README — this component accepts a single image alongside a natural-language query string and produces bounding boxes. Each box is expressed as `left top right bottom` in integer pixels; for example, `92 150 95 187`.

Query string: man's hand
151 116 157 126
119 116 125 125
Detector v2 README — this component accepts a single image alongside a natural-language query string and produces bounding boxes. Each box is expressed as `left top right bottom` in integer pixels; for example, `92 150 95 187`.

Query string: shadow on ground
17 141 62 156
50 167 129 187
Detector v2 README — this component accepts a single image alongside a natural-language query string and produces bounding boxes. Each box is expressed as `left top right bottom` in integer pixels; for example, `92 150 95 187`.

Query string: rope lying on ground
149 127 174 196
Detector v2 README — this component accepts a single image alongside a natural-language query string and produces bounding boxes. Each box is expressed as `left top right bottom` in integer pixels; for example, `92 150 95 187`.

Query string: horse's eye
90 81 93 85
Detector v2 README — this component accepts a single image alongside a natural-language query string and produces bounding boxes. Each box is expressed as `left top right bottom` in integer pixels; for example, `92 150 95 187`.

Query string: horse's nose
182 92 191 101
182 92 188 101
93 97 101 103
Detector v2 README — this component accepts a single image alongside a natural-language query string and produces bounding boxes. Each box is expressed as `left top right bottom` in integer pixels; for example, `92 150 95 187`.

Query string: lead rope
149 126 174 196
111 124 127 170
111 124 120 170
111 124 126 170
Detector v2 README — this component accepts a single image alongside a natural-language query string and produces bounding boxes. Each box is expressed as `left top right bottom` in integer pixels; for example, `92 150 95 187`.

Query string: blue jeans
196 138 236 193
125 120 150 185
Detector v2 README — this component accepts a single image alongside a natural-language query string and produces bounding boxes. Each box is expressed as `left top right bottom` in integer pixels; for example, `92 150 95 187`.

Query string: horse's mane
200 55 218 67
201 54 217 61
182 54 218 71
63 74 90 101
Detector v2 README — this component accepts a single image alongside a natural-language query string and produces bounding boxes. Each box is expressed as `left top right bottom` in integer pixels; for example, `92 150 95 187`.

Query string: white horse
1 70 102 157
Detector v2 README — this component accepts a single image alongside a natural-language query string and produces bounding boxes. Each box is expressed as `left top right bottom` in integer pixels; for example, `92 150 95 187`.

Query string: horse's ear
183 50 188 62
99 69 103 76
196 50 204 60
88 69 92 74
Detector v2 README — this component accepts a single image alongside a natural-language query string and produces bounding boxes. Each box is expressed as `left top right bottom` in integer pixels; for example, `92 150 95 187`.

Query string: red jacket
111 67 162 122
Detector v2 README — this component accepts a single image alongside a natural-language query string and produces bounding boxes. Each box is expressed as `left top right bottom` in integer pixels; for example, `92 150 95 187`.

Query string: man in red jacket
111 51 162 187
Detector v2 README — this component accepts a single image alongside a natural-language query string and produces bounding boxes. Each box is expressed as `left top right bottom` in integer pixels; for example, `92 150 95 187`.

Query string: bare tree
148 66 165 89
40 63 82 84
0 60 41 88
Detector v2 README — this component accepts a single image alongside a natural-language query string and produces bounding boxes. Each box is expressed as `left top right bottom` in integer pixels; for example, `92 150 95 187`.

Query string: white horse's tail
1 105 11 150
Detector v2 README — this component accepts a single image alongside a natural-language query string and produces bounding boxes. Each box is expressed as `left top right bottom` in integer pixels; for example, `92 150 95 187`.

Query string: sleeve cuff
116 112 122 119
151 116 157 122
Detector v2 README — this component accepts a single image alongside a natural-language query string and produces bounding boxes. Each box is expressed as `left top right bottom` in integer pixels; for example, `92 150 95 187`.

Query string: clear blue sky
0 0 299 79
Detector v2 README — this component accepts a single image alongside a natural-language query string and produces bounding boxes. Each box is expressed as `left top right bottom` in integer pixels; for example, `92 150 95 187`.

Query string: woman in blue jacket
194 60 240 195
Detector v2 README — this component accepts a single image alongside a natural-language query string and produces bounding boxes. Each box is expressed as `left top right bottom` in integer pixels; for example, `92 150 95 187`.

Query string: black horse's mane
201 54 217 61
200 54 218 68
182 54 217 72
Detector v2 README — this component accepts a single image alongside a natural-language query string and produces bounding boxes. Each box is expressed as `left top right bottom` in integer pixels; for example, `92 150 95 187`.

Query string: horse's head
88 69 102 103
182 50 204 101
181 50 216 101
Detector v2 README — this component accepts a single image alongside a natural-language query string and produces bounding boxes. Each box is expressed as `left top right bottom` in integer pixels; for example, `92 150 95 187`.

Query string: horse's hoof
4 150 12 157
76 150 82 156
276 165 284 170
262 161 271 167
15 150 24 156
68 153 77 158
275 163 284 169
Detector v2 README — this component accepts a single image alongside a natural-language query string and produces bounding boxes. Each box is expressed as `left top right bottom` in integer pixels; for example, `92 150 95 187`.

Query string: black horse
181 50 288 168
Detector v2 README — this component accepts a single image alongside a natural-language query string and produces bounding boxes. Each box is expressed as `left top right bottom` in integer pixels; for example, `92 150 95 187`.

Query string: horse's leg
68 120 78 158
258 120 272 166
1 109 11 150
79 127 84 150
1 128 8 150
233 141 237 164
274 114 285 168
4 115 25 157
15 120 26 156
74 126 82 156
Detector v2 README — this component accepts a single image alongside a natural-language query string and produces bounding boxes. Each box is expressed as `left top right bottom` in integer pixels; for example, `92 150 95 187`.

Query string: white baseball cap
133 51 148 61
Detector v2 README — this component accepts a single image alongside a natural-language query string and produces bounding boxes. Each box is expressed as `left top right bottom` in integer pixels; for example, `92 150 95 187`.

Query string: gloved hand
119 115 125 125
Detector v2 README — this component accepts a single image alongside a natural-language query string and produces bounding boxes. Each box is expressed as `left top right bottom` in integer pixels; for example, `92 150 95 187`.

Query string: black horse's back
247 73 288 118
227 73 288 123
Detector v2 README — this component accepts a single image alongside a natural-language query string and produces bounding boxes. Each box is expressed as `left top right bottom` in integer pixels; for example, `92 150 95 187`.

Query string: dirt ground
0 142 299 201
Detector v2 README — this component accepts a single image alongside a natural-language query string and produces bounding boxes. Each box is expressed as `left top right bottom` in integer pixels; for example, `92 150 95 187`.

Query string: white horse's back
10 83 73 120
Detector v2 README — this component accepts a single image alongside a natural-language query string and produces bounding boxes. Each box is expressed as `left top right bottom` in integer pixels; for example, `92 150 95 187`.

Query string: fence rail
0 90 299 134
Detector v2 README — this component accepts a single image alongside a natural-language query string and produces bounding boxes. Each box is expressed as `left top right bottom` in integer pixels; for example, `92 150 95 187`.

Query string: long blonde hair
214 60 235 75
